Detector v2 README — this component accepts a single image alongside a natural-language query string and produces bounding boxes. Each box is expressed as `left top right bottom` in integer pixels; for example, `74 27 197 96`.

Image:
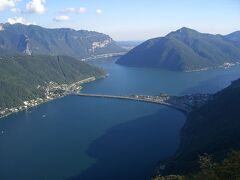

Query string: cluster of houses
0 77 96 118
130 93 211 113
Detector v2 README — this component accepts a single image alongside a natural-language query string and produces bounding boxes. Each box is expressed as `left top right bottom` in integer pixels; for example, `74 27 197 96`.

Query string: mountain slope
159 79 240 175
224 31 240 48
116 28 240 71
0 55 105 108
0 23 124 59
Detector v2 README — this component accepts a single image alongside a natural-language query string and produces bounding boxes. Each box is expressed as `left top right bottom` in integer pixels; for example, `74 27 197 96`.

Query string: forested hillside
117 27 240 71
155 79 240 176
0 55 105 108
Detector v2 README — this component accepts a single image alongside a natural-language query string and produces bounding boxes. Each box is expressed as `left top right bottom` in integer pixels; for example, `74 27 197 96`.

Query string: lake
0 57 240 180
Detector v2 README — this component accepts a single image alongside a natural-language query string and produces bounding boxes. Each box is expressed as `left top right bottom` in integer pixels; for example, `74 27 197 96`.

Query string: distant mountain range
0 23 125 59
117 27 240 71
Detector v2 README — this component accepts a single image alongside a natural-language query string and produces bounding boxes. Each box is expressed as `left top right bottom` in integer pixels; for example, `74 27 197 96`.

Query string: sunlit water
0 57 240 180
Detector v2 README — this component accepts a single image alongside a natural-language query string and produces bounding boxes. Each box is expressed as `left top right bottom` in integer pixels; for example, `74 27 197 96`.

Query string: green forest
0 55 105 108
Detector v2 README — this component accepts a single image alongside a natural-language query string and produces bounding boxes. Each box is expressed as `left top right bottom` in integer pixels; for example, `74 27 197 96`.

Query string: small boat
42 115 46 118
1 130 4 134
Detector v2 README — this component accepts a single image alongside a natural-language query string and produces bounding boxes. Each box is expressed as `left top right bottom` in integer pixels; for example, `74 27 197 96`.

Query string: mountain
0 23 125 59
224 31 240 48
116 27 240 71
157 78 240 175
0 55 105 108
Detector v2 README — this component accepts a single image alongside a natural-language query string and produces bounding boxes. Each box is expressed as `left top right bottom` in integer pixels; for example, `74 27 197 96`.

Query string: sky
0 0 240 41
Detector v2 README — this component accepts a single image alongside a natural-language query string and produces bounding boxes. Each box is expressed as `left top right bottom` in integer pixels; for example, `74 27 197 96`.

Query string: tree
194 154 218 180
154 151 240 180
215 151 240 179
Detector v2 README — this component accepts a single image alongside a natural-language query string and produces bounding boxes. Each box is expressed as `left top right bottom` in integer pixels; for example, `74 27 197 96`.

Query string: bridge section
73 93 210 114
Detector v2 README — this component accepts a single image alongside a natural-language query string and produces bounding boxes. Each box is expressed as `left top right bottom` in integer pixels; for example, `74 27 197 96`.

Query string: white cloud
77 7 86 14
96 9 102 14
8 16 36 25
0 0 20 11
26 0 45 14
62 7 86 14
53 15 70 22
11 7 21 13
62 7 75 13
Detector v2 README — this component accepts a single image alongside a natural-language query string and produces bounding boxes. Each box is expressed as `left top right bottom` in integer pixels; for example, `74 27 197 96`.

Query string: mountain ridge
0 23 125 59
116 27 240 71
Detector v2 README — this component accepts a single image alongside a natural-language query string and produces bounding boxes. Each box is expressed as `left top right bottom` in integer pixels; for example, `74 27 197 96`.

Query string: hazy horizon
0 0 239 41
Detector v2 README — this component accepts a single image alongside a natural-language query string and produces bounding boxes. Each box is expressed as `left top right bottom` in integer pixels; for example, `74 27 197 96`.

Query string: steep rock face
117 27 240 71
17 35 32 55
0 23 124 59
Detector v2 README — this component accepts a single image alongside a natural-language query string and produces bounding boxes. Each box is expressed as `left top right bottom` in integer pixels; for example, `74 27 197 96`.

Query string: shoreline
0 76 104 120
81 52 126 61
185 62 240 72
117 61 240 72
0 95 65 120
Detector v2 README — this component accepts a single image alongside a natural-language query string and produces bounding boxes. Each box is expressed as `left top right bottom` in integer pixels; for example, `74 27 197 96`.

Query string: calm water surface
0 57 240 180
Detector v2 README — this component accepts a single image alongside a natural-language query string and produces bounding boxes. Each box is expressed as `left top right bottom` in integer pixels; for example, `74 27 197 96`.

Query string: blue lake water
0 57 240 180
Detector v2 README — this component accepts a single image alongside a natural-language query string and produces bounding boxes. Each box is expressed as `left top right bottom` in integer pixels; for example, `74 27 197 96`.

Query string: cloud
62 7 86 14
77 7 86 14
26 0 45 14
11 7 21 13
62 7 75 13
8 16 36 25
0 0 20 11
53 15 70 22
96 9 102 14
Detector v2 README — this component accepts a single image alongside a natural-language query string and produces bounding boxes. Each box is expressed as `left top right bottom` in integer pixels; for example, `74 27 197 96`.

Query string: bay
0 57 240 180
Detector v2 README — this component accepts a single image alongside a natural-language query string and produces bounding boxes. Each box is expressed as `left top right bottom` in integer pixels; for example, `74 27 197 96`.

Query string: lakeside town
185 62 240 72
130 93 211 112
0 77 96 119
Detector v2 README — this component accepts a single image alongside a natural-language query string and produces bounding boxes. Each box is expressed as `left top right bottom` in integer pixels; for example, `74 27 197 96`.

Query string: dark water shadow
67 107 185 180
